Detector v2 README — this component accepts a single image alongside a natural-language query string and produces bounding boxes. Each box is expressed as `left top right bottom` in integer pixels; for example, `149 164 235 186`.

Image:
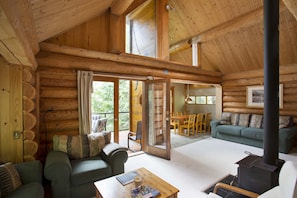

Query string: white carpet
125 137 297 198
170 132 210 148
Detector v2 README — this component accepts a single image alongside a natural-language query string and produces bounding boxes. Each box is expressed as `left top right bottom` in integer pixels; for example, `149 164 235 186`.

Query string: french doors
142 79 171 160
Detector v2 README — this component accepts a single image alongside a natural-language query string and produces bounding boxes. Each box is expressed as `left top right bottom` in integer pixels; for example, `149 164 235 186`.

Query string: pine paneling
46 12 111 52
0 58 23 163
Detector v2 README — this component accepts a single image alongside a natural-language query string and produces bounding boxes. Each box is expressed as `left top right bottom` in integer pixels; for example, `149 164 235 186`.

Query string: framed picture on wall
246 84 283 108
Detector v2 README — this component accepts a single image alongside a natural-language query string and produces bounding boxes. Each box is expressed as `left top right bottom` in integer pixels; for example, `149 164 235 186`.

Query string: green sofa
211 112 297 153
2 160 44 198
44 142 128 198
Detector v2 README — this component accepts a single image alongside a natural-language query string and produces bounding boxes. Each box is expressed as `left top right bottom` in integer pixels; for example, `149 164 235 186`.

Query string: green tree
91 80 130 131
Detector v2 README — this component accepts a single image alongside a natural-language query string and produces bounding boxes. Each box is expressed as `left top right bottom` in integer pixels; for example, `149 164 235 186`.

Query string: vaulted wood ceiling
0 0 297 75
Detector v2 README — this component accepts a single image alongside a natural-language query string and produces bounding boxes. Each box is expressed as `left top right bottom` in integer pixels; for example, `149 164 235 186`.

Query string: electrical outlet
13 131 22 139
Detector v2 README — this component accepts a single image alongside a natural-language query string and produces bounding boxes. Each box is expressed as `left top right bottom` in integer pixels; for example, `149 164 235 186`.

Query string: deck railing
92 111 129 132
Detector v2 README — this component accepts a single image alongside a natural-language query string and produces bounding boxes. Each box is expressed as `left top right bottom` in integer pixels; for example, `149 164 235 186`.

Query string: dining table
171 114 189 134
171 114 189 124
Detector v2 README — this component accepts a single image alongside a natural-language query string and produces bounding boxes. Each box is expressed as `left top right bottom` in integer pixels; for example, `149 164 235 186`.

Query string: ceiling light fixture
185 84 192 103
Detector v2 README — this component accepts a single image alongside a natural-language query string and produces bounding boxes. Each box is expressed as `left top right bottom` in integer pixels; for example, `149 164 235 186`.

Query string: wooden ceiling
0 0 297 75
169 0 297 74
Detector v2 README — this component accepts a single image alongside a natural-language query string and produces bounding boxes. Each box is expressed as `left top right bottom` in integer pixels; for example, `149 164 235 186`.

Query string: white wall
171 83 185 113
171 83 219 121
186 87 216 117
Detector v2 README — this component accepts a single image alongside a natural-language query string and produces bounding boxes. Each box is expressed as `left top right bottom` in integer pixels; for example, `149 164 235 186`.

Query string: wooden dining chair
170 112 179 134
202 113 212 132
179 114 196 136
195 113 204 133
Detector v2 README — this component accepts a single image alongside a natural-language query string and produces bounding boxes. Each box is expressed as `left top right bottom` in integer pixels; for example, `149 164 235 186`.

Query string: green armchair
44 142 128 198
1 160 44 198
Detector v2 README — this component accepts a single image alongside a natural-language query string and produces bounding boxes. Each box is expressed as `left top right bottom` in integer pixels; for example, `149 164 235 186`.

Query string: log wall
37 66 78 161
23 66 39 161
222 63 297 124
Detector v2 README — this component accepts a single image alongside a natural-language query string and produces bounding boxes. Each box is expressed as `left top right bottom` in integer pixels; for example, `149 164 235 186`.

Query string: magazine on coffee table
130 185 160 198
116 171 139 185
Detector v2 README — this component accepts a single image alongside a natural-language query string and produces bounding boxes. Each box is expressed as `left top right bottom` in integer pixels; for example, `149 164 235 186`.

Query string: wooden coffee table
94 167 179 198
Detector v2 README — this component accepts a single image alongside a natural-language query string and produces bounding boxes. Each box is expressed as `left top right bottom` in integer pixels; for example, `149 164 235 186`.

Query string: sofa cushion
220 112 231 125
70 156 112 186
238 114 251 127
216 125 244 136
249 114 263 128
231 113 239 125
241 128 264 140
0 162 23 197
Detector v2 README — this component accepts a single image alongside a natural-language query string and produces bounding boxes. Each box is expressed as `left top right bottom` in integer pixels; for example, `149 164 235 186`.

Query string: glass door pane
143 79 170 159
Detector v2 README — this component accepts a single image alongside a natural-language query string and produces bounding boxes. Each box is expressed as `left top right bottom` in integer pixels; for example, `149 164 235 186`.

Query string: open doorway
169 81 222 148
91 76 143 153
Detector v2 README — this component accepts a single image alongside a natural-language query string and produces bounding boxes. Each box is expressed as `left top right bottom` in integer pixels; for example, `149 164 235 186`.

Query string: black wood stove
236 155 284 194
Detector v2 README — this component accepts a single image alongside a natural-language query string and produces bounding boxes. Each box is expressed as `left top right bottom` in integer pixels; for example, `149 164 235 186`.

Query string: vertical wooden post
192 42 198 66
156 0 169 60
109 13 125 54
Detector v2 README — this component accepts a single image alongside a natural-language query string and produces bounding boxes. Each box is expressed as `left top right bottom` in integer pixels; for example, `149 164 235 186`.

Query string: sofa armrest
14 160 43 184
44 151 72 198
44 150 72 181
100 143 128 175
210 120 221 137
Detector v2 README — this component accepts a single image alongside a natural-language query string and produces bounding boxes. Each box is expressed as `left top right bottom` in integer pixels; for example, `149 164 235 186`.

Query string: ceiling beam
0 0 38 68
282 0 297 20
170 3 287 54
111 0 134 15
39 42 222 83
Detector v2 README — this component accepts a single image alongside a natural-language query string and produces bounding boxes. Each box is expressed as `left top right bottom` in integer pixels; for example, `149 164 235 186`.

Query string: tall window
125 0 156 57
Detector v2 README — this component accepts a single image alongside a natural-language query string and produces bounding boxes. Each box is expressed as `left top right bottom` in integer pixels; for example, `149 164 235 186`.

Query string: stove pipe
263 0 279 165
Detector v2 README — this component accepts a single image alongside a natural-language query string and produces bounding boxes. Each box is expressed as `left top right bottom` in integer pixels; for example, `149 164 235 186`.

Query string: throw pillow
53 133 110 159
231 113 239 125
87 133 108 157
0 162 22 197
238 114 251 127
249 114 263 128
279 116 293 128
101 131 111 144
220 112 231 125
53 135 90 159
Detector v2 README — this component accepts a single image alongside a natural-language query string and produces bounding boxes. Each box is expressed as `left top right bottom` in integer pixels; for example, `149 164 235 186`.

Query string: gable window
125 0 156 57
